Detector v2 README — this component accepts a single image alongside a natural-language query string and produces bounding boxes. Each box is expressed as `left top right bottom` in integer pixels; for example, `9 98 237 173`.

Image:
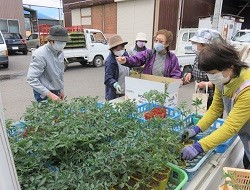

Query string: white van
0 31 9 68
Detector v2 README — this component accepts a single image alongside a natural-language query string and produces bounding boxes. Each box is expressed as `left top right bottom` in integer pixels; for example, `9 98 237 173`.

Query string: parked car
26 33 40 50
0 31 9 68
2 32 28 55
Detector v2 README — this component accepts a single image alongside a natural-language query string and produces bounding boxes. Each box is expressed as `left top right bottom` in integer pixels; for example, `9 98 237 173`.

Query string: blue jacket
104 51 129 101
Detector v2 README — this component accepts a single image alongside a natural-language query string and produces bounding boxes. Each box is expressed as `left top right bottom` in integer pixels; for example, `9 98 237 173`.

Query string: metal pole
212 0 223 31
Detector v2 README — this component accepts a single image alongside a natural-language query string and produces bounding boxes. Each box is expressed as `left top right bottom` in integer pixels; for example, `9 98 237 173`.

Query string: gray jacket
27 43 64 98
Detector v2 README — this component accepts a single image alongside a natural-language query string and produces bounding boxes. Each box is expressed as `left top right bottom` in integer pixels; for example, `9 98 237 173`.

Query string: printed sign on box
125 74 181 107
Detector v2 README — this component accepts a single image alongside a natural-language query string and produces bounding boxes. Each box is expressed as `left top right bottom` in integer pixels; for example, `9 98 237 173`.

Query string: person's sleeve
197 86 224 132
128 47 134 56
125 49 152 67
169 54 181 79
199 87 250 151
27 55 50 98
60 54 64 93
104 62 116 88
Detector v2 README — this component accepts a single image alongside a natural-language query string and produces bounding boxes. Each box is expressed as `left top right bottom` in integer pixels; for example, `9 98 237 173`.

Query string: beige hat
136 32 147 42
109 35 128 50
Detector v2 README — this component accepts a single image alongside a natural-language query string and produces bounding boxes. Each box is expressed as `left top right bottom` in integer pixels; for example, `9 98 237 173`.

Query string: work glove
180 126 201 143
113 82 122 94
180 142 204 161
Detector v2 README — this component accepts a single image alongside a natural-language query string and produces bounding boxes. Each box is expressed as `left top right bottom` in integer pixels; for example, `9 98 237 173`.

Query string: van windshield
232 32 250 42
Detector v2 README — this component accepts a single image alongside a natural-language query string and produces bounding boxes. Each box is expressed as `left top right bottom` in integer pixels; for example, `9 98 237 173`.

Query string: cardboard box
125 74 181 107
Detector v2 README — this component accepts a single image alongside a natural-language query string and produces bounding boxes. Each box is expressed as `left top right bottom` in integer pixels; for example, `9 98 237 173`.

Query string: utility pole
212 0 223 31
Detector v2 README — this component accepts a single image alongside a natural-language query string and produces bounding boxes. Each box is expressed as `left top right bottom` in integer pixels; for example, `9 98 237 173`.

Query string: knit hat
109 35 128 50
135 32 147 42
47 25 70 42
190 28 222 44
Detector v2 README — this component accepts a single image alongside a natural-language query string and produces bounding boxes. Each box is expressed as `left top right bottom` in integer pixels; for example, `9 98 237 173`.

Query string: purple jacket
125 49 181 79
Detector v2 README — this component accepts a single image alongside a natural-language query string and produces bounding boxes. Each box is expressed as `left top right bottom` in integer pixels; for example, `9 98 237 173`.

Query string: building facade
63 0 249 49
0 0 26 37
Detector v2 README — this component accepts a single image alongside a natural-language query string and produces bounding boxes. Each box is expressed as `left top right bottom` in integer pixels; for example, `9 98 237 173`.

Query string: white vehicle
0 31 9 68
230 29 250 51
173 28 197 71
28 25 109 70
174 15 244 73
63 29 109 69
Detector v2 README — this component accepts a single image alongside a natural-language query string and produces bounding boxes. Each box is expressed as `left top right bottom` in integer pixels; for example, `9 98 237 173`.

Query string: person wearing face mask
128 32 148 56
180 43 250 169
27 25 69 102
104 34 131 101
116 29 181 79
183 28 224 110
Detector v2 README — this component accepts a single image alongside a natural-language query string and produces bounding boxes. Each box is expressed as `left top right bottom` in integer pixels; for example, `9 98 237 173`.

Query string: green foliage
176 101 191 130
7 96 182 189
143 90 169 107
191 97 203 118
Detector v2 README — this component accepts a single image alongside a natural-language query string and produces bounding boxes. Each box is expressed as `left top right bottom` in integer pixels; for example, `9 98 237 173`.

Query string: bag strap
195 81 208 94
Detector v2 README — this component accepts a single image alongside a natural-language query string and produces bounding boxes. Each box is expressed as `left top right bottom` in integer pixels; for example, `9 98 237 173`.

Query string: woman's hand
197 81 213 89
183 73 192 84
116 56 126 64
48 92 61 101
197 81 207 89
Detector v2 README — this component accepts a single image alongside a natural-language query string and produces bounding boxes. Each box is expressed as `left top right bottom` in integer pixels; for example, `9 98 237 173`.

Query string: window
182 33 189 42
0 19 19 33
0 19 8 32
8 20 19 33
3 33 22 39
91 32 107 44
182 32 196 42
28 34 38 40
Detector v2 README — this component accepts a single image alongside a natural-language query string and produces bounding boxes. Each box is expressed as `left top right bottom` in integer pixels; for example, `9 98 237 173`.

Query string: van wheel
64 60 68 71
93 56 103 67
23 50 28 55
3 64 8 68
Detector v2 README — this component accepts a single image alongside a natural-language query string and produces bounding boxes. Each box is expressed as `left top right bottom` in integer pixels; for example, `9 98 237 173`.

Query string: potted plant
143 90 169 120
176 101 191 130
191 97 203 125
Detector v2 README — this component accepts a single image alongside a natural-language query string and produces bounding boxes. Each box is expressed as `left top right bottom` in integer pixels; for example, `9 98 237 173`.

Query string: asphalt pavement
0 52 194 121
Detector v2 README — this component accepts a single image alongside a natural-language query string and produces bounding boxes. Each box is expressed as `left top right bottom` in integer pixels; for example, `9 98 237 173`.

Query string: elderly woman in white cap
183 28 225 109
27 25 70 102
104 34 131 101
128 32 148 56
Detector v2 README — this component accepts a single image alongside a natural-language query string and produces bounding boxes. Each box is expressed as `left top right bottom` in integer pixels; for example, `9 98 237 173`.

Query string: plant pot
192 116 201 125
144 107 166 120
111 167 171 190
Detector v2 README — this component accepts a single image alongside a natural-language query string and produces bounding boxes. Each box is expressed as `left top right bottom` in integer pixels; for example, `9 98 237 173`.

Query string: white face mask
206 72 231 85
136 41 146 48
114 49 125 57
52 41 67 51
192 44 199 54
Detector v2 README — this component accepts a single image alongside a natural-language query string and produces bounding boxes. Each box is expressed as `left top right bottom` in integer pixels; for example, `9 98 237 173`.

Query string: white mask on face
114 49 125 57
136 41 146 48
192 44 199 54
206 72 231 85
52 41 67 51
